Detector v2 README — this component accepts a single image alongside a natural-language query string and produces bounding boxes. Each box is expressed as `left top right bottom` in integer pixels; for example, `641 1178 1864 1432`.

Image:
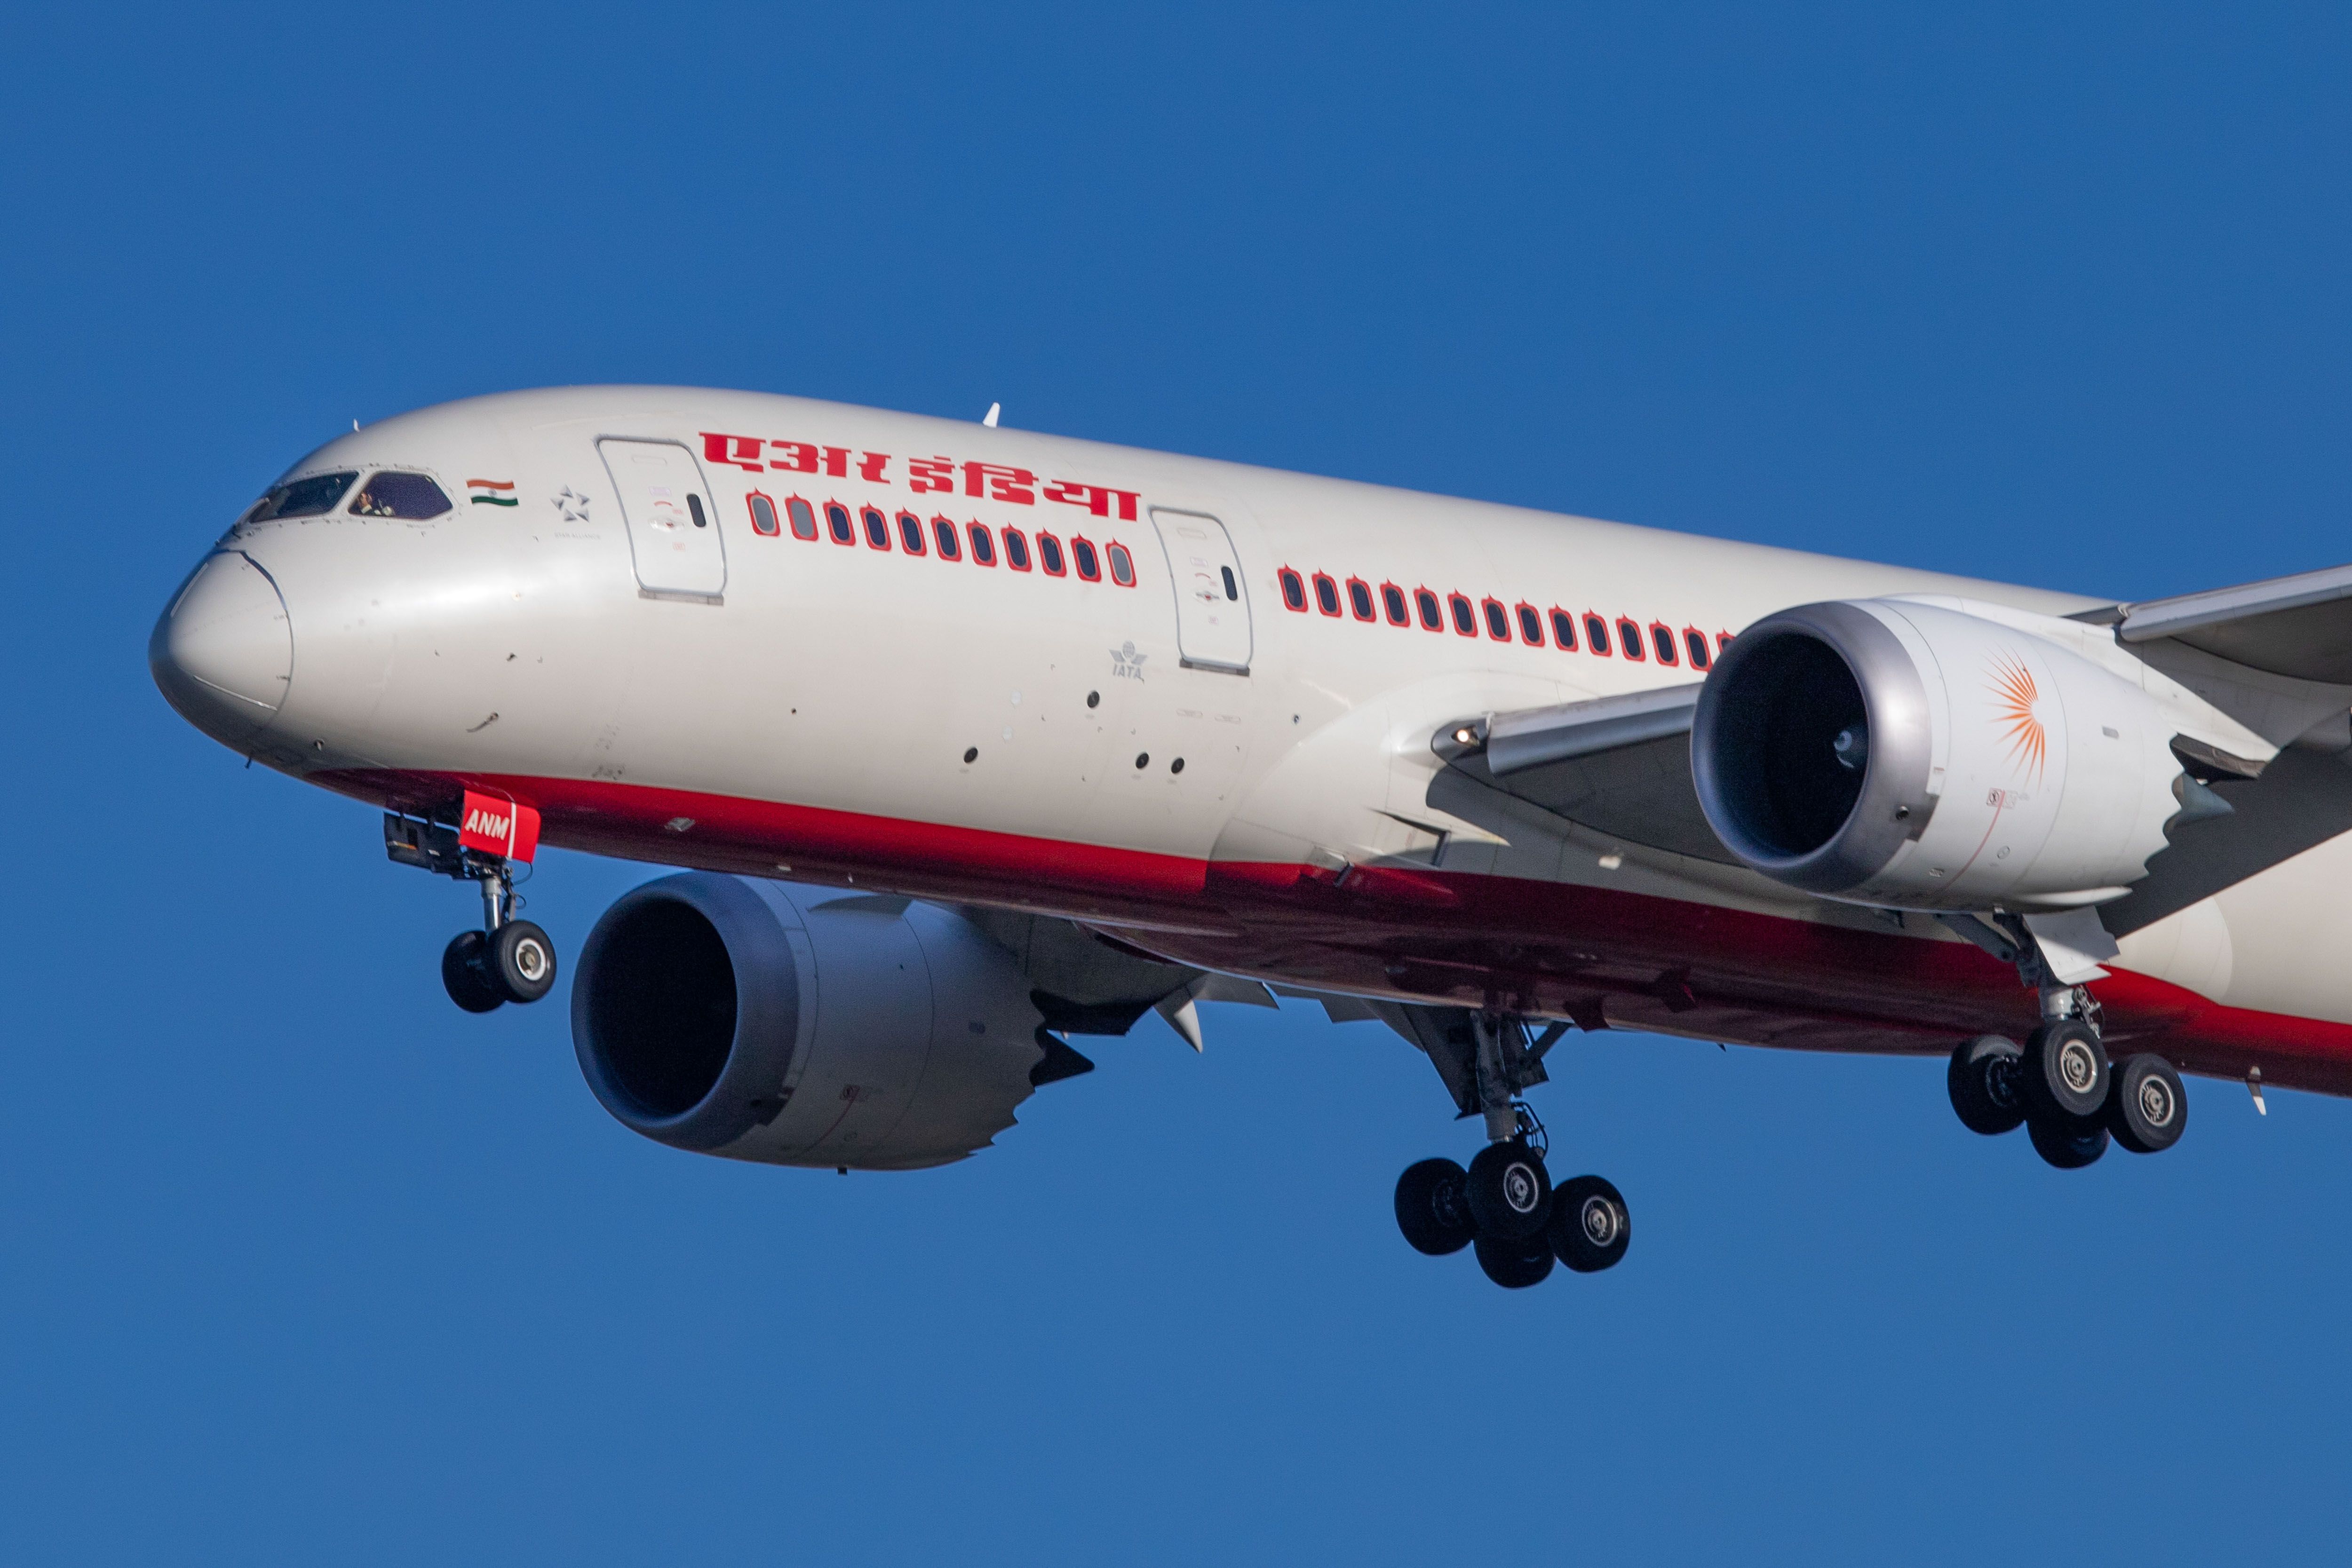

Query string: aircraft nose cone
150 550 294 745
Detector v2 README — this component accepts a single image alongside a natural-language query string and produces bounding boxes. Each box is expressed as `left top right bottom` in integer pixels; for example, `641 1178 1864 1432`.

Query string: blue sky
4 2 2350 1561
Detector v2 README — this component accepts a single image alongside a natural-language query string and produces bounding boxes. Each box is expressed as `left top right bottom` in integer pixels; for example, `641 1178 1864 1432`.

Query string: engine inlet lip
571 873 803 1152
1693 601 1938 894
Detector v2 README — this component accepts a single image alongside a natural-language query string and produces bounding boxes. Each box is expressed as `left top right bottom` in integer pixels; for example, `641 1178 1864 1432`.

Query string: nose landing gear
387 812 559 1013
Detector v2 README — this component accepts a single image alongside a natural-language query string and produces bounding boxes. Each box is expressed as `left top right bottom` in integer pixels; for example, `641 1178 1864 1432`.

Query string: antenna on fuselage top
982 402 1001 428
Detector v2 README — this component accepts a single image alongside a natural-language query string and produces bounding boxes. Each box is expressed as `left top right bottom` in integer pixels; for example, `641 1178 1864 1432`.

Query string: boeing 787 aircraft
150 387 2352 1287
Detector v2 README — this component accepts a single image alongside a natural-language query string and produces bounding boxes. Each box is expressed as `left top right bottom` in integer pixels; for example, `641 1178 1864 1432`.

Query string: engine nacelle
572 873 1052 1171
1692 598 2185 911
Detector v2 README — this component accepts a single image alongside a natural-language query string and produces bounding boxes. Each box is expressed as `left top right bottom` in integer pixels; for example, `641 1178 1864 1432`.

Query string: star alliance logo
1109 641 1147 682
552 486 592 523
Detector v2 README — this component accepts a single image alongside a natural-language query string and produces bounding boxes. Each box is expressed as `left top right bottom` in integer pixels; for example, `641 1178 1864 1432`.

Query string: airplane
148 386 2352 1288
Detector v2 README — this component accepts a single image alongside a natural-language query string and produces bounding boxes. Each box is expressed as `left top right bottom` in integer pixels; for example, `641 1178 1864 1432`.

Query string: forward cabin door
1149 508 1252 673
598 438 728 601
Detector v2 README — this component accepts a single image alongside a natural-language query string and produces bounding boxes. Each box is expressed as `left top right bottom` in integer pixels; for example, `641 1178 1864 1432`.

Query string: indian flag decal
467 478 518 507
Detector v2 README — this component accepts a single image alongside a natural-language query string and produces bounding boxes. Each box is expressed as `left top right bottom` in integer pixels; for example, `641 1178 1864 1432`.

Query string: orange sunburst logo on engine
1988 656 2046 783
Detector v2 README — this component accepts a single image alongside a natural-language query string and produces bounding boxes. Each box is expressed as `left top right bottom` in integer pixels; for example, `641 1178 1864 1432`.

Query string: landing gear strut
387 812 559 1013
1944 984 2188 1168
1388 1009 1632 1289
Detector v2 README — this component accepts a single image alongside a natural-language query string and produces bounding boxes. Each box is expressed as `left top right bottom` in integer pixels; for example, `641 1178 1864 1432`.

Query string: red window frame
1649 620 1677 665
1448 593 1477 636
1313 572 1342 617
1718 630 1735 654
1380 582 1409 626
825 500 856 546
785 495 818 540
1617 617 1645 660
1002 526 1032 571
1038 530 1067 577
1516 602 1545 646
1481 597 1512 641
1415 588 1443 631
861 506 892 551
932 515 961 560
897 510 927 555
967 521 997 565
1072 535 1102 582
1584 613 1612 655
1549 608 1578 650
1346 576 1376 622
1683 627 1711 669
1107 542 1136 586
745 490 780 537
1279 567 1307 610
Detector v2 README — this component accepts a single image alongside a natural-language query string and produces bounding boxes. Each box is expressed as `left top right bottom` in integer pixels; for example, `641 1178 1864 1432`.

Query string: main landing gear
1391 1011 1630 1290
386 813 559 1014
1946 987 2187 1168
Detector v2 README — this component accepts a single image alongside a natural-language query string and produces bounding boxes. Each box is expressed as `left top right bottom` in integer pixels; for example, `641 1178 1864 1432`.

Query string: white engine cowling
572 873 1052 1170
1691 598 2186 911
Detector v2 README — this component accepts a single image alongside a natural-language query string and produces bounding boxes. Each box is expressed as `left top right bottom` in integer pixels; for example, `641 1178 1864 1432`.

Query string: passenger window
1651 623 1677 665
1039 532 1067 575
349 471 451 519
933 516 961 559
1004 528 1032 570
1280 568 1307 610
969 522 996 565
826 502 855 544
1382 584 1408 625
1618 618 1645 660
897 511 926 554
1482 598 1510 641
1517 604 1544 645
1449 594 1477 636
1314 573 1341 616
1550 609 1578 650
246 471 358 523
746 493 780 536
1685 629 1711 669
1108 543 1136 586
1718 631 1734 655
1073 538 1101 580
1585 614 1611 655
863 507 891 549
1221 566 1238 601
1347 578 1375 620
786 497 818 539
1416 589 1442 630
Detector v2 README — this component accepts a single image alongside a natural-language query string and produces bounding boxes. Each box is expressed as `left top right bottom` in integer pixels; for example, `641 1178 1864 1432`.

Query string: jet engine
572 873 1056 1171
1691 598 2187 911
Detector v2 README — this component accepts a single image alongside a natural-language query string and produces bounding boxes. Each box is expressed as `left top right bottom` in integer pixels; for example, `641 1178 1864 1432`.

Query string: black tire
442 930 504 1014
487 919 558 1004
1473 1232 1555 1289
1466 1140 1552 1240
1549 1175 1631 1273
1393 1158 1476 1256
1948 1035 2027 1135
2106 1054 2188 1154
2027 1111 2110 1169
2021 1019 2109 1122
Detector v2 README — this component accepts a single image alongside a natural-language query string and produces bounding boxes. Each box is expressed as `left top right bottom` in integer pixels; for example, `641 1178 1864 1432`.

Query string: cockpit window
241 471 357 523
349 471 453 519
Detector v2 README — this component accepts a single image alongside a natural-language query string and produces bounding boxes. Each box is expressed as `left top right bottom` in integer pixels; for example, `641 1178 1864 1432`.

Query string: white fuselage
151 386 2352 1094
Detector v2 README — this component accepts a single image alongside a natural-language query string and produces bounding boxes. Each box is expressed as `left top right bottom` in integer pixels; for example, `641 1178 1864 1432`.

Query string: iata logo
1109 641 1148 682
1988 656 2047 784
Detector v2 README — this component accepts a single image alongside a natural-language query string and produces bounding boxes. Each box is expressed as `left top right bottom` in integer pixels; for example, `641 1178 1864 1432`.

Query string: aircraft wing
1432 682 1735 864
2110 561 2352 684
